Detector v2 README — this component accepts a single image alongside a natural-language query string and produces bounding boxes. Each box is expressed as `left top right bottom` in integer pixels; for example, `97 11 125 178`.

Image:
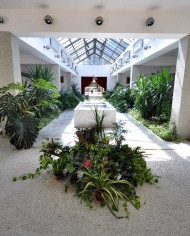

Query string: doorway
81 77 107 94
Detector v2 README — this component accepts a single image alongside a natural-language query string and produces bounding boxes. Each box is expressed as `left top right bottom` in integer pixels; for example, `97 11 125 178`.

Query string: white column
50 64 60 91
0 32 22 135
130 65 141 88
0 32 21 87
171 35 190 138
66 72 72 90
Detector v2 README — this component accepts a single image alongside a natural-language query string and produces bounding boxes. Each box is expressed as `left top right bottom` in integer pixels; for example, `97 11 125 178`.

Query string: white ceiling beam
0 9 188 39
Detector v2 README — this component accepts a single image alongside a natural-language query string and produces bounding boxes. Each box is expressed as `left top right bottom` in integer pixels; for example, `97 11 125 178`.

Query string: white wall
143 56 177 66
131 65 176 75
19 37 77 76
71 64 116 91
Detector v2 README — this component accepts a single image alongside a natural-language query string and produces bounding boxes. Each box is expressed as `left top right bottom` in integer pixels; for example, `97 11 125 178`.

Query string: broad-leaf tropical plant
0 66 60 149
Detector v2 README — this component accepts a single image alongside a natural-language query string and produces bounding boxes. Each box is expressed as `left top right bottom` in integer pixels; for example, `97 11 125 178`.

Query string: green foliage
0 93 21 121
91 107 107 141
71 83 84 101
129 109 181 143
59 83 87 110
38 110 61 129
59 90 80 110
132 68 174 121
26 64 55 83
0 82 27 93
111 121 127 148
13 119 158 218
103 84 134 112
5 116 39 150
132 75 152 119
0 65 60 149
77 166 139 218
107 144 158 186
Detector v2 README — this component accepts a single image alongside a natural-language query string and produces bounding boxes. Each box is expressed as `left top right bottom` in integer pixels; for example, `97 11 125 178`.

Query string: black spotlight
0 17 4 23
44 15 53 24
95 16 104 26
145 17 155 26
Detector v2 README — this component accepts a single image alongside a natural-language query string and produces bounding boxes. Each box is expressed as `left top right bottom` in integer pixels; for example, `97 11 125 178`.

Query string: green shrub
129 109 181 143
59 83 87 110
103 84 134 113
132 68 174 121
59 90 80 110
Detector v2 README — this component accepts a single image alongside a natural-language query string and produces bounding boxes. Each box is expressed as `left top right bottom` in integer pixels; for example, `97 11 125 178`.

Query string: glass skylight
58 38 132 65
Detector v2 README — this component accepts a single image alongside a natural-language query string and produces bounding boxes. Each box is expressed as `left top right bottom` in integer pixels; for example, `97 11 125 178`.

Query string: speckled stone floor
0 110 190 236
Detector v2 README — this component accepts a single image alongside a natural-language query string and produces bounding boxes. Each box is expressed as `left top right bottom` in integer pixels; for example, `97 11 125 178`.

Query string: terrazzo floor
0 109 190 236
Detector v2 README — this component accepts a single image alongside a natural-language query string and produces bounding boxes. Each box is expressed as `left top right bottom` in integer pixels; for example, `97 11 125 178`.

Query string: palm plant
26 64 55 83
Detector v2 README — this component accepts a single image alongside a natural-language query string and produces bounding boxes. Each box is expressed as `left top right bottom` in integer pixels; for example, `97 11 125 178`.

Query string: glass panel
58 37 133 64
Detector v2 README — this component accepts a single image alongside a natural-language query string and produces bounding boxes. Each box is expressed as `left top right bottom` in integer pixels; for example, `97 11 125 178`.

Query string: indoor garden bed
13 111 158 219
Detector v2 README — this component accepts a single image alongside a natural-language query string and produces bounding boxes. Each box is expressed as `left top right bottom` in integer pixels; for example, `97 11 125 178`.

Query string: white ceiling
0 0 190 11
0 0 189 38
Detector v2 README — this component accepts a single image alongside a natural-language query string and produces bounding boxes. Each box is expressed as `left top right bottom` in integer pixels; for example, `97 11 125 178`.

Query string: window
60 76 64 83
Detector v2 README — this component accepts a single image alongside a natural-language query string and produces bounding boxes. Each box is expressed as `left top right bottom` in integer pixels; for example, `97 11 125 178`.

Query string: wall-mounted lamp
132 55 138 58
144 45 151 50
44 15 53 24
0 17 4 23
44 45 50 50
55 55 60 58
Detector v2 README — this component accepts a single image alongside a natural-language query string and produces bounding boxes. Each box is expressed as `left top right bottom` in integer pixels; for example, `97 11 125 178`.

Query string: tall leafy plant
133 68 174 121
132 75 153 119
0 66 60 149
150 68 174 120
103 84 134 113
25 65 60 118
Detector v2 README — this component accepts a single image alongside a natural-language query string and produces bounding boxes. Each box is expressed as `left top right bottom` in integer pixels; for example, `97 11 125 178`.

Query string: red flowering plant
84 160 92 168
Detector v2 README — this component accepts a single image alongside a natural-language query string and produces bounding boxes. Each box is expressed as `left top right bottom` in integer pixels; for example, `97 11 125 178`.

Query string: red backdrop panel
81 77 107 94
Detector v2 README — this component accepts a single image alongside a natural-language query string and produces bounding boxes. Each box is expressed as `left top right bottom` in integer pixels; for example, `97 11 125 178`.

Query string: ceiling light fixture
145 17 155 26
144 45 151 50
132 55 138 58
44 45 50 50
0 16 4 23
95 16 104 25
44 15 53 24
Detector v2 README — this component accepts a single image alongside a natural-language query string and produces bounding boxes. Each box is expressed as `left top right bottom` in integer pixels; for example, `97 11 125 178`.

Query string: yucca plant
26 64 55 83
77 167 140 218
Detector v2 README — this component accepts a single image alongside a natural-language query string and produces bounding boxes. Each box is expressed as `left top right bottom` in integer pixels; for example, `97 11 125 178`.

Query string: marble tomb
74 100 116 128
